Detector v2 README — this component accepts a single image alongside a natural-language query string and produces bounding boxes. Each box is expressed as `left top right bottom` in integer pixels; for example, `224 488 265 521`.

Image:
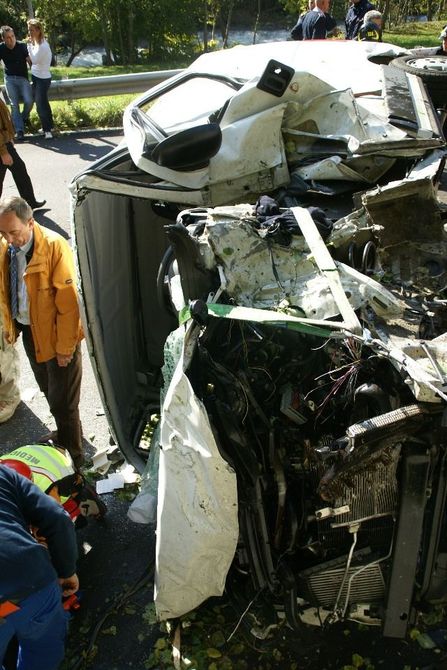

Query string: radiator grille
303 562 385 608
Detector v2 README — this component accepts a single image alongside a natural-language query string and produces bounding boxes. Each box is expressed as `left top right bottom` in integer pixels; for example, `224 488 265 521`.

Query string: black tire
389 55 447 109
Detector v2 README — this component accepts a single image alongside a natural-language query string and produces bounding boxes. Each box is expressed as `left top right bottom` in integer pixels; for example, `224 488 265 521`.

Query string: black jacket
302 10 327 40
358 21 382 41
345 0 375 40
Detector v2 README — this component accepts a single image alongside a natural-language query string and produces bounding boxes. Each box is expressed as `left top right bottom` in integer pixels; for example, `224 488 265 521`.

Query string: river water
60 29 291 67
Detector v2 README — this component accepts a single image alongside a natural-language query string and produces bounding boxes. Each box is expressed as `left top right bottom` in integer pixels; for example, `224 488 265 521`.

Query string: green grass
27 94 135 132
50 58 192 81
385 19 446 48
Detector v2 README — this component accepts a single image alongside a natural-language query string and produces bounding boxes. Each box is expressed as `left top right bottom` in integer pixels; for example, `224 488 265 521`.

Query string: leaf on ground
142 602 158 625
206 648 222 659
154 637 168 651
102 625 117 636
210 630 226 648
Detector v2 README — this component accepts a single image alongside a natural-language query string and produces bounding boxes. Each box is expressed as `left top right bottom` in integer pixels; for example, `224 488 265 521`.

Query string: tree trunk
253 0 261 44
128 2 135 64
100 17 113 65
382 0 390 27
25 0 34 18
203 0 209 52
97 1 113 65
222 1 234 49
116 6 127 65
66 33 84 67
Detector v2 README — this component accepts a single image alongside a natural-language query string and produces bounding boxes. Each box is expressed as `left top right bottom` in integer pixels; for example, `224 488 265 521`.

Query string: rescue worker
0 463 78 670
0 443 106 526
345 0 375 40
357 10 382 42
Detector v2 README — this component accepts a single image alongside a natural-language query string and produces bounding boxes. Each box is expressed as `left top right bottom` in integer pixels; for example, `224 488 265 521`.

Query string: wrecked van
70 40 447 639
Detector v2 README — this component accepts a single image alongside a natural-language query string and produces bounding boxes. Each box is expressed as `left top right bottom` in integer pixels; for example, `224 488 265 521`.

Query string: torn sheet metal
367 332 447 403
196 206 404 322
155 324 238 620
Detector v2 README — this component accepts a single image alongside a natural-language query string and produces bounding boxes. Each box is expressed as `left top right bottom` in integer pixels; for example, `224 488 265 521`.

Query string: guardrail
49 69 183 100
2 69 183 102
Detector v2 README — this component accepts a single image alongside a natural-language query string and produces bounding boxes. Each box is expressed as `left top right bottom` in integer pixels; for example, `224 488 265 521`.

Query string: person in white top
26 19 53 140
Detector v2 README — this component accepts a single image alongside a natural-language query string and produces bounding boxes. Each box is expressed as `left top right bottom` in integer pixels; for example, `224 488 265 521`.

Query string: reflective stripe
1 445 74 499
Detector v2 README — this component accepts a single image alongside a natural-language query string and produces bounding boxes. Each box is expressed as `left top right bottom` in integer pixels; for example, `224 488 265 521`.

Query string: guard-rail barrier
2 69 183 102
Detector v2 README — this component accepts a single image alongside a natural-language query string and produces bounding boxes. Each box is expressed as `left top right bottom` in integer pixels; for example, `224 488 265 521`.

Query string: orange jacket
0 221 84 362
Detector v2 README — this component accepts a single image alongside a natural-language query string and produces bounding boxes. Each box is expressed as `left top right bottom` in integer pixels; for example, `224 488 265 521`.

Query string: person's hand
1 152 13 166
56 352 73 367
59 573 79 596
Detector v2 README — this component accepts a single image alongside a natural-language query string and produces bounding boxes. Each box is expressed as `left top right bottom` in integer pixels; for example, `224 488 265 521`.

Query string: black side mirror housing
150 123 222 171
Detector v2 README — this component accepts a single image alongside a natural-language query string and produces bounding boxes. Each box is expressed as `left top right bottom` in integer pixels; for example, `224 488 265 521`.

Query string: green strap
179 302 338 338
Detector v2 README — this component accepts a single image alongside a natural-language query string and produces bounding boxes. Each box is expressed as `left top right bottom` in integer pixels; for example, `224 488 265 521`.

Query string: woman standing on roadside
27 19 53 140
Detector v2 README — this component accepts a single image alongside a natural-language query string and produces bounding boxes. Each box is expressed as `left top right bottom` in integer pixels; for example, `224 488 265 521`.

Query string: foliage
386 19 447 46
26 94 134 132
0 1 26 34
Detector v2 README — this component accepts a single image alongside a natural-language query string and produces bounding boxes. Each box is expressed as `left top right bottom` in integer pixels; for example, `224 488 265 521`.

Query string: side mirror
150 123 222 172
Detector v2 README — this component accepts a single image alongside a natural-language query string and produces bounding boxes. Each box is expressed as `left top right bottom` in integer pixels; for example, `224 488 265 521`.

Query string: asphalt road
0 130 157 670
0 129 122 458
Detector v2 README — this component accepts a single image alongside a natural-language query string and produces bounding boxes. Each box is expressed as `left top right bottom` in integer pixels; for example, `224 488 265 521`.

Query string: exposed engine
158 197 447 637
188 315 437 634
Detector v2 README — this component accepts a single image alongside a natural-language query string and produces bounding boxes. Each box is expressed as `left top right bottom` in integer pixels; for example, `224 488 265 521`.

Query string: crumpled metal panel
155 325 238 620
197 209 403 321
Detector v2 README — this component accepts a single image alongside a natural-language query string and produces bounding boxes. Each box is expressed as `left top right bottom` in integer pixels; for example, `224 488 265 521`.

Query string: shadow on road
26 129 122 163
0 401 49 451
33 209 70 239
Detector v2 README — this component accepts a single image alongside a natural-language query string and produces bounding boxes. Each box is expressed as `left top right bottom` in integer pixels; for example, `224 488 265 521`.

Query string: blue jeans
4 76 33 134
0 580 67 670
31 76 53 133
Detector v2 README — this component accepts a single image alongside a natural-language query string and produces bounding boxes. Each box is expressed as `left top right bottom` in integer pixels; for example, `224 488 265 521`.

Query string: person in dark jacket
345 0 375 40
0 464 78 670
357 10 382 41
291 0 312 40
301 0 331 40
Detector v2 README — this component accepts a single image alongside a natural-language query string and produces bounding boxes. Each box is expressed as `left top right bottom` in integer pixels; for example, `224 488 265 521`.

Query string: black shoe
15 131 24 141
31 200 47 210
38 430 58 443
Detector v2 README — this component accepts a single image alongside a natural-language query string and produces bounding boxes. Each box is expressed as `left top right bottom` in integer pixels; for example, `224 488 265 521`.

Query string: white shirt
27 39 52 79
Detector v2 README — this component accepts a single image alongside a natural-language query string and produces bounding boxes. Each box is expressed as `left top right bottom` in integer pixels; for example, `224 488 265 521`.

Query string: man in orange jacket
0 195 84 468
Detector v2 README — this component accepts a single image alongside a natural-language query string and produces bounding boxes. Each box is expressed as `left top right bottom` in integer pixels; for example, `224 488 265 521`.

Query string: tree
35 0 102 65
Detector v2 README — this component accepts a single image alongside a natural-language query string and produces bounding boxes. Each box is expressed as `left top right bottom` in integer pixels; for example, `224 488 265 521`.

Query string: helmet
0 459 33 481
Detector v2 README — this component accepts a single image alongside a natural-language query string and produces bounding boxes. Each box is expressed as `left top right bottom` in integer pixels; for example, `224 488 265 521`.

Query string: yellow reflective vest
1 444 74 502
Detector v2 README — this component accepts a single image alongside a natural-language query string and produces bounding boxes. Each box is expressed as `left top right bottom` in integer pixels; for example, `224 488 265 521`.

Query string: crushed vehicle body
70 40 447 639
